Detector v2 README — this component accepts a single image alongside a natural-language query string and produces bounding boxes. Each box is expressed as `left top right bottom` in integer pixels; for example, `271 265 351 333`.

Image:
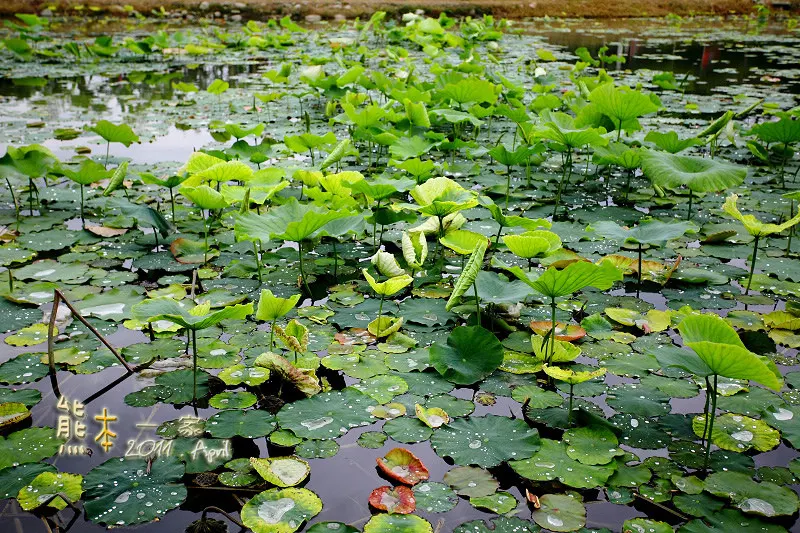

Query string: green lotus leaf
538 111 607 149
454 517 539 533
470 491 518 514
563 425 624 465
236 197 352 243
402 230 428 270
0 402 30 428
89 120 139 146
0 463 57 499
241 487 322 533
678 314 782 390
0 352 49 384
531 336 581 362
307 523 360 533
180 185 229 210
704 471 800 517
17 471 82 510
383 417 434 444
504 259 622 300
510 438 616 489
364 513 433 533
622 519 673 533
209 391 257 409
751 116 800 144
124 369 210 406
5 323 48 346
644 130 703 153
431 414 540 467
443 465 499 497
353 374 408 404
543 364 606 385
693 413 780 453
587 218 693 246
430 326 503 385
83 457 187 525
640 150 746 192
363 270 413 298
218 364 270 386
587 82 659 135
131 298 253 331
680 508 789 533
206 410 277 439
723 193 800 237
532 493 586 532
59 158 109 185
409 176 478 217
277 388 375 439
413 482 458 513
439 230 488 256
503 230 562 259
274 319 309 353
251 457 310 487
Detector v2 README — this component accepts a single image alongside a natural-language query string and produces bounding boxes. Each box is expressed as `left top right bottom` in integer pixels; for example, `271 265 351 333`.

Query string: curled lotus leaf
255 352 321 397
274 319 309 353
415 404 449 428
368 316 404 338
250 457 310 487
0 402 31 428
241 487 323 533
376 448 430 486
368 485 416 514
502 230 562 259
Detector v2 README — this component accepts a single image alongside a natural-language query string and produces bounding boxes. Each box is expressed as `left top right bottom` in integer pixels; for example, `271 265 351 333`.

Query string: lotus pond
0 9 799 533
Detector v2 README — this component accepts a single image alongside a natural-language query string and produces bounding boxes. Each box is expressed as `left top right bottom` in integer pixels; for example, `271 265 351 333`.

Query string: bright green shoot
723 193 800 294
676 313 782 468
255 289 301 350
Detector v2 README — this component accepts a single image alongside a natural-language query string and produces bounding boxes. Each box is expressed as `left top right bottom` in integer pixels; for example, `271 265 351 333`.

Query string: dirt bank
0 0 784 20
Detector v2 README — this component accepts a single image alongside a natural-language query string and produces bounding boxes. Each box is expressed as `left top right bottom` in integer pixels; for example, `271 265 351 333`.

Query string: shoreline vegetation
1 0 796 20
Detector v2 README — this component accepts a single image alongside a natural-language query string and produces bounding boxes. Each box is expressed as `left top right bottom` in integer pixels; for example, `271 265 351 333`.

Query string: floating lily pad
693 413 780 453
0 462 57 499
363 513 433 533
431 415 540 468
453 517 539 533
206 410 277 439
83 456 187 526
443 466 499 498
209 391 258 409
470 491 518 514
704 471 800 517
0 427 63 470
241 487 323 533
532 493 586 532
510 439 616 489
563 425 624 465
277 388 375 439
412 482 459 513
296 439 339 458
358 431 388 449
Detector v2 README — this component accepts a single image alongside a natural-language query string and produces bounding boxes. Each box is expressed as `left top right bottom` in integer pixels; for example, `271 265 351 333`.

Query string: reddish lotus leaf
334 328 376 346
376 448 430 486
529 321 586 341
368 485 416 514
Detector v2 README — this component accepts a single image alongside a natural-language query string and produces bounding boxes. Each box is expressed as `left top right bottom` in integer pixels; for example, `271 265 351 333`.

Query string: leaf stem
549 298 557 364
297 241 311 297
637 243 642 298
473 276 480 324
191 328 198 401
745 234 760 295
253 241 262 282
704 374 718 470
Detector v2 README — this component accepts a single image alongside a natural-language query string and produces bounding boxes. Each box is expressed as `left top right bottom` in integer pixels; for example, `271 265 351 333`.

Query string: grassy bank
0 0 772 20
